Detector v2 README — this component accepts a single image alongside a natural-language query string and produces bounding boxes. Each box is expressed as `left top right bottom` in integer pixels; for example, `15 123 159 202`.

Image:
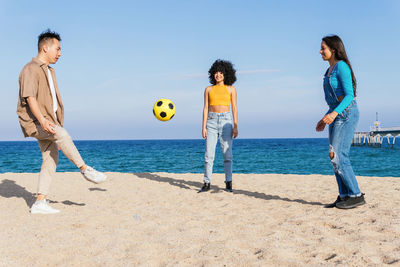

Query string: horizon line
0 137 330 142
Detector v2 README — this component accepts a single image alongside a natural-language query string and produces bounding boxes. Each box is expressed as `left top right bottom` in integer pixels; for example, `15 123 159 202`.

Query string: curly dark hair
208 59 237 85
38 29 61 52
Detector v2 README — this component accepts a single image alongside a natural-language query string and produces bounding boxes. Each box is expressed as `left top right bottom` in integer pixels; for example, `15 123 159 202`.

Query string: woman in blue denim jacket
316 35 365 209
199 60 238 193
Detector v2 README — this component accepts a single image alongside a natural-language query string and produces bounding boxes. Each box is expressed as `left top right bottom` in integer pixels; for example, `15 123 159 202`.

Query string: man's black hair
38 29 61 52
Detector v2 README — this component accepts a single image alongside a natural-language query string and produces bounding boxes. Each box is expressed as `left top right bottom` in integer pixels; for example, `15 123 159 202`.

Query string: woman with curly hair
316 35 365 209
199 59 238 193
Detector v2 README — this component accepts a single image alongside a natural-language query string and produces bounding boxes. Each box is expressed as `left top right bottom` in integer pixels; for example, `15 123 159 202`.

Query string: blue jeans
204 112 233 183
329 100 361 197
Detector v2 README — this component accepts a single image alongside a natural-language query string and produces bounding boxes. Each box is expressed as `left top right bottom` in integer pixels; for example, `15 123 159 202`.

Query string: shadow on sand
0 179 86 208
89 187 107 192
135 173 323 206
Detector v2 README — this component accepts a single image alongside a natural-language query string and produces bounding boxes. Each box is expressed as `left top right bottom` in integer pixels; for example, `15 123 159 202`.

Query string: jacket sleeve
19 65 39 105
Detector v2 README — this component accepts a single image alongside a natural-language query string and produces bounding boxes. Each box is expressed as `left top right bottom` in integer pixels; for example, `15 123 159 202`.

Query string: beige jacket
17 58 64 137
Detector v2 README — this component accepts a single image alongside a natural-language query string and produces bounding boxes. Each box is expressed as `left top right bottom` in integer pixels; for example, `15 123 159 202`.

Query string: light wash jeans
204 112 233 183
329 100 361 197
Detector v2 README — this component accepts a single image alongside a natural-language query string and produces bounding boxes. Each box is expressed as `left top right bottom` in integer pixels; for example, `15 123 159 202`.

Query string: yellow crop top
208 85 231 106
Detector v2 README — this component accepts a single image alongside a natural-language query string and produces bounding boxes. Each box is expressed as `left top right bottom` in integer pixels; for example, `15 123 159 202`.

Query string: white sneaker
81 166 107 183
31 199 60 214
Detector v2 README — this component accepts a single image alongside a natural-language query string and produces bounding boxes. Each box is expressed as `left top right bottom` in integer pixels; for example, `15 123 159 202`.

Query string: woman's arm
322 62 354 124
230 86 238 138
334 61 354 114
202 87 210 138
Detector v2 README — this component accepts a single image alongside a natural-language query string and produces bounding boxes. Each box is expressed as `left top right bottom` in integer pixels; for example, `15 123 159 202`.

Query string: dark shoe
324 195 347 208
198 182 210 193
336 194 366 209
225 181 233 192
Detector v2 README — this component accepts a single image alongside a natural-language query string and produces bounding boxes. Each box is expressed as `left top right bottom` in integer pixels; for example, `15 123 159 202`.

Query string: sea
0 138 399 177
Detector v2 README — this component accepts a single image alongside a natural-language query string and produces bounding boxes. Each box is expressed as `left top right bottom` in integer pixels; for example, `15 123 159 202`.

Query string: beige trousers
33 125 85 195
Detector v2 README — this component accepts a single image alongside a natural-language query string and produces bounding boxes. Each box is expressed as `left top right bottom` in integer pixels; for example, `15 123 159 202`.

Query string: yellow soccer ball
153 99 176 121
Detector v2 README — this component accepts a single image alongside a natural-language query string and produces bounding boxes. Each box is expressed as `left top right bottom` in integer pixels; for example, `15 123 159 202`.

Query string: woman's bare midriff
209 105 230 113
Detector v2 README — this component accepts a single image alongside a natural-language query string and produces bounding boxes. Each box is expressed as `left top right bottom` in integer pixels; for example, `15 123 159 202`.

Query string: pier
352 113 400 147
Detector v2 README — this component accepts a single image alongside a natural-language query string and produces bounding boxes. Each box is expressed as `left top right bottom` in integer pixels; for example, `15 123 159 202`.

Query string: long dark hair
322 35 357 96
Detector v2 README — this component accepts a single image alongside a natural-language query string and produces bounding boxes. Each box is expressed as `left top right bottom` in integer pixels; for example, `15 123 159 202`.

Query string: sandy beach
0 172 399 266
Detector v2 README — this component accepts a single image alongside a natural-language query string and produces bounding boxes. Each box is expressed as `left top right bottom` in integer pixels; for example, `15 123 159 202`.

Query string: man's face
44 39 61 64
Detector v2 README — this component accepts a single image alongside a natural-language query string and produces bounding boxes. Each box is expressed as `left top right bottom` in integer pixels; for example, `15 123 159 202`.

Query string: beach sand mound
0 172 399 266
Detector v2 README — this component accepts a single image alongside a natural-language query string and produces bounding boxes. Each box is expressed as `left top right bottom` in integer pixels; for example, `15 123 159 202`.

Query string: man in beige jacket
17 29 107 214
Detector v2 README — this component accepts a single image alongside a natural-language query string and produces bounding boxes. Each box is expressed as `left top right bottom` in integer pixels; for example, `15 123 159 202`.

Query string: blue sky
0 0 399 140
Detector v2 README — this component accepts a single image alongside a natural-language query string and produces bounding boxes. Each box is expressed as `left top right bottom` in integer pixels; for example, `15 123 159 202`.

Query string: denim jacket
323 60 354 115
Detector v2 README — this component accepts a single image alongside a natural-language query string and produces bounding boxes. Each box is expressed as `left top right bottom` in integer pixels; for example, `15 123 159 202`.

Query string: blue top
323 60 354 115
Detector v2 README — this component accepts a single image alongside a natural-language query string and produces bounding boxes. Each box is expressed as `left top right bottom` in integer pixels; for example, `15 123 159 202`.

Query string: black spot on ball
160 111 167 118
168 103 174 109
157 101 163 106
153 109 155 116
170 114 174 119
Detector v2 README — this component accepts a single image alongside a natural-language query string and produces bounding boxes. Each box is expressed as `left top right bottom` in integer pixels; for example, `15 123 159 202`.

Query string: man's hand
39 118 56 134
26 96 56 134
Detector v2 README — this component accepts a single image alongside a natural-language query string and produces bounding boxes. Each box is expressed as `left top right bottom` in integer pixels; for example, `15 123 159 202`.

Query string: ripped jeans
204 112 233 183
328 100 361 197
